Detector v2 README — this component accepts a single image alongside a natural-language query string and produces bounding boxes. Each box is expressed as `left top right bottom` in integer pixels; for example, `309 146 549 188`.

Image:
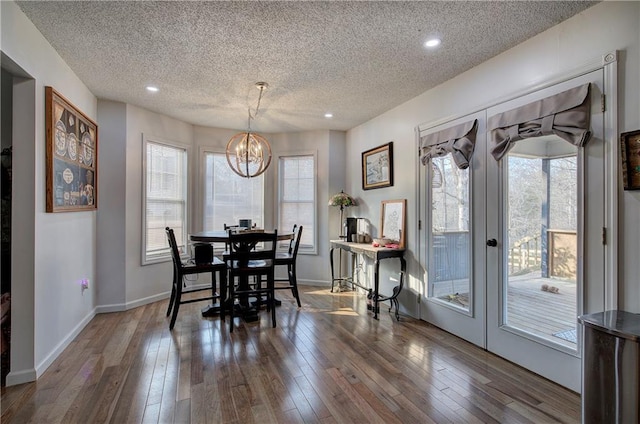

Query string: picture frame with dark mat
45 86 98 212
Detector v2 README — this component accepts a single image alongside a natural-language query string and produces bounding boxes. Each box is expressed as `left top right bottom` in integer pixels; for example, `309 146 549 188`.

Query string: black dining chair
165 227 227 330
274 225 303 307
223 230 278 332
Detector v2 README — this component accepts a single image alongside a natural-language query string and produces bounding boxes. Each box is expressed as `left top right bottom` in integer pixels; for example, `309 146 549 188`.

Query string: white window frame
277 151 317 254
200 149 265 234
142 134 189 265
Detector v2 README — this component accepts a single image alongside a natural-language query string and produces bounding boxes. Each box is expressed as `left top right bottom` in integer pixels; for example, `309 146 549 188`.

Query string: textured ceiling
17 1 597 133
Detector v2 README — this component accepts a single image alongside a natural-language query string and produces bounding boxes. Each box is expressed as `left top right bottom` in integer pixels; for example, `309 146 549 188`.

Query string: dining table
189 230 294 319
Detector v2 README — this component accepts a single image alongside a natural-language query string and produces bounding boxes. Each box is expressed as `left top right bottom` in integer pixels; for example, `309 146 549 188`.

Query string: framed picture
380 199 406 248
621 129 640 190
362 142 393 190
45 87 98 212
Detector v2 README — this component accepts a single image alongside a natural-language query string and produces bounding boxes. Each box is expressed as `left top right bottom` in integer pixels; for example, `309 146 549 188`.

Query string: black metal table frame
329 240 406 320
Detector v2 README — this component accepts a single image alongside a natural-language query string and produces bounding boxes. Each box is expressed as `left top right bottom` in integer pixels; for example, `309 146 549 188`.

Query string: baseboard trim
298 279 330 286
6 368 38 386
34 307 97 380
96 291 172 314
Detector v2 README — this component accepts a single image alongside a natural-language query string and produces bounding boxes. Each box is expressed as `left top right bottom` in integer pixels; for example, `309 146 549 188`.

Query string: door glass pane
428 155 471 311
504 136 578 349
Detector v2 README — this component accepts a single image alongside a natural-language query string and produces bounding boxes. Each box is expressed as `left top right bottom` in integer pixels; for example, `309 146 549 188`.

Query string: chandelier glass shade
225 131 272 178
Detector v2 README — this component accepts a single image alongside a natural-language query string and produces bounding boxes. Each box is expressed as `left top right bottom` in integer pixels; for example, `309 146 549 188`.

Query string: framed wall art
380 199 406 248
621 129 640 190
45 86 98 212
362 141 393 190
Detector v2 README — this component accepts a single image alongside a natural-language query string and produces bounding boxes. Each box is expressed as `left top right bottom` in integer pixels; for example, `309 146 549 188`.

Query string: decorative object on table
620 129 640 190
45 86 98 212
380 199 406 248
225 82 272 178
328 190 357 239
362 141 393 190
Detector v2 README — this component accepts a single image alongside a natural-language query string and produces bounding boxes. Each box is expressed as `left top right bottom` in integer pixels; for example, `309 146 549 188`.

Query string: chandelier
226 82 272 178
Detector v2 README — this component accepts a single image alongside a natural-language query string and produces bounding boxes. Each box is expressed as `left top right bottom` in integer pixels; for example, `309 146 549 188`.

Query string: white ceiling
16 1 597 133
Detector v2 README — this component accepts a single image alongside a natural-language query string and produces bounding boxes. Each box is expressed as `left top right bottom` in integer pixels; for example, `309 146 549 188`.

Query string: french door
485 69 605 392
418 111 487 348
419 69 607 392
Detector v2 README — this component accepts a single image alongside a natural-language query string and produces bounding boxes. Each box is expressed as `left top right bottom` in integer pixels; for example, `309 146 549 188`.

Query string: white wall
96 100 127 309
2 0 98 384
271 130 346 285
124 104 193 305
346 1 640 314
192 127 346 285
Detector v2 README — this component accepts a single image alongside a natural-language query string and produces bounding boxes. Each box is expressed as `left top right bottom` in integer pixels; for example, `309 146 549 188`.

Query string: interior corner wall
346 1 640 316
124 104 194 306
96 100 127 309
2 0 98 384
266 130 343 286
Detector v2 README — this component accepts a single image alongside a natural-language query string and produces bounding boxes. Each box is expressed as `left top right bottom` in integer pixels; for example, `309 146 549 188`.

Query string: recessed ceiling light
324 113 333 118
145 85 159 92
424 38 441 48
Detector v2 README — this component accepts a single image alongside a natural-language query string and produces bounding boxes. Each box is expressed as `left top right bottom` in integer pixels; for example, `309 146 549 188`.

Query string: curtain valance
419 119 478 169
487 83 591 160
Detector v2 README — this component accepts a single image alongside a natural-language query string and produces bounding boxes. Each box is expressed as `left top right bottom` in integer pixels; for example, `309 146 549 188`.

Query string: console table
329 240 406 320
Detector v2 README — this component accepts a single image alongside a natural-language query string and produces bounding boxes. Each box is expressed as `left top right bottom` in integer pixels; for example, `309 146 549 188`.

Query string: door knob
486 238 497 247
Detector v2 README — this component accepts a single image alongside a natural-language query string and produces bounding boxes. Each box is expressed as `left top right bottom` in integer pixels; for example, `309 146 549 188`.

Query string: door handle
486 238 497 247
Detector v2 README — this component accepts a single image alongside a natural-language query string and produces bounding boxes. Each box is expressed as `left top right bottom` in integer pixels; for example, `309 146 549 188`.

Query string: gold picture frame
380 199 406 248
362 142 393 190
45 87 98 212
621 129 640 190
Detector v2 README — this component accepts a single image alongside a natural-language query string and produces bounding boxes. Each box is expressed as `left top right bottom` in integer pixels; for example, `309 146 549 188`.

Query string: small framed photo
45 86 98 212
362 142 393 190
621 129 640 190
380 199 406 248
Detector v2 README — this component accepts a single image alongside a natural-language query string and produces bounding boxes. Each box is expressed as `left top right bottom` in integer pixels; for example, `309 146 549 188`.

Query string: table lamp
328 190 357 239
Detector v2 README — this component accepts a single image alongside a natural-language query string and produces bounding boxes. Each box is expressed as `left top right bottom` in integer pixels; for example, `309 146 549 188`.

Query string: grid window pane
203 152 264 231
279 155 316 250
144 141 187 262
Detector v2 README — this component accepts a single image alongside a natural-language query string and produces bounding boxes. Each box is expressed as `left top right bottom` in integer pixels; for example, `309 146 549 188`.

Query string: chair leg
169 275 183 330
289 264 301 307
219 270 227 322
269 278 276 328
166 274 177 317
229 277 235 333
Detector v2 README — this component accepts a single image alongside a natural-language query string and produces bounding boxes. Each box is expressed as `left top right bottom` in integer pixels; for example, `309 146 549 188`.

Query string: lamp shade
328 190 357 208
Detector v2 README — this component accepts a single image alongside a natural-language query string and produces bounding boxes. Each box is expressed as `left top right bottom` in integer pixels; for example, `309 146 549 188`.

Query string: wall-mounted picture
621 129 640 190
380 199 406 248
362 141 393 190
45 86 98 212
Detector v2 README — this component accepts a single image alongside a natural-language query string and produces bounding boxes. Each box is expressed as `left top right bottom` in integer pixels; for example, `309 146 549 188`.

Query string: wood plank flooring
1 285 580 423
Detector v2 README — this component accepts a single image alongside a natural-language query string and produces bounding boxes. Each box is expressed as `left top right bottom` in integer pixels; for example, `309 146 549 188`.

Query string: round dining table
189 230 293 319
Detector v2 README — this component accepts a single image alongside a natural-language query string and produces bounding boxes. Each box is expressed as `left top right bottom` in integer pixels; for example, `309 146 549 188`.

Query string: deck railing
508 235 541 275
431 230 576 282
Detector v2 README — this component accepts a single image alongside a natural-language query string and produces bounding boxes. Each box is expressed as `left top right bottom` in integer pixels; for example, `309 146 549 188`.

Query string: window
203 151 264 232
278 153 316 253
143 137 188 264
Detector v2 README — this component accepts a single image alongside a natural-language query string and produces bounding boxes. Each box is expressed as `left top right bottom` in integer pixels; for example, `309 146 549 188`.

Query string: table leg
330 247 336 292
373 258 380 320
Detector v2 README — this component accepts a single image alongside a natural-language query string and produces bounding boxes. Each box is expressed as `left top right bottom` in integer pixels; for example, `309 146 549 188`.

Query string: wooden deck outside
433 272 577 349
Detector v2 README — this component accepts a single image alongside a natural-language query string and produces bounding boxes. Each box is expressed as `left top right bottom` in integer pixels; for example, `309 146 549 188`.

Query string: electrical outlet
81 279 89 292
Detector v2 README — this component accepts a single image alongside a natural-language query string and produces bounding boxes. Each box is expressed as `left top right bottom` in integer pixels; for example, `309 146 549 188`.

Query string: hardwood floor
1 285 580 423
